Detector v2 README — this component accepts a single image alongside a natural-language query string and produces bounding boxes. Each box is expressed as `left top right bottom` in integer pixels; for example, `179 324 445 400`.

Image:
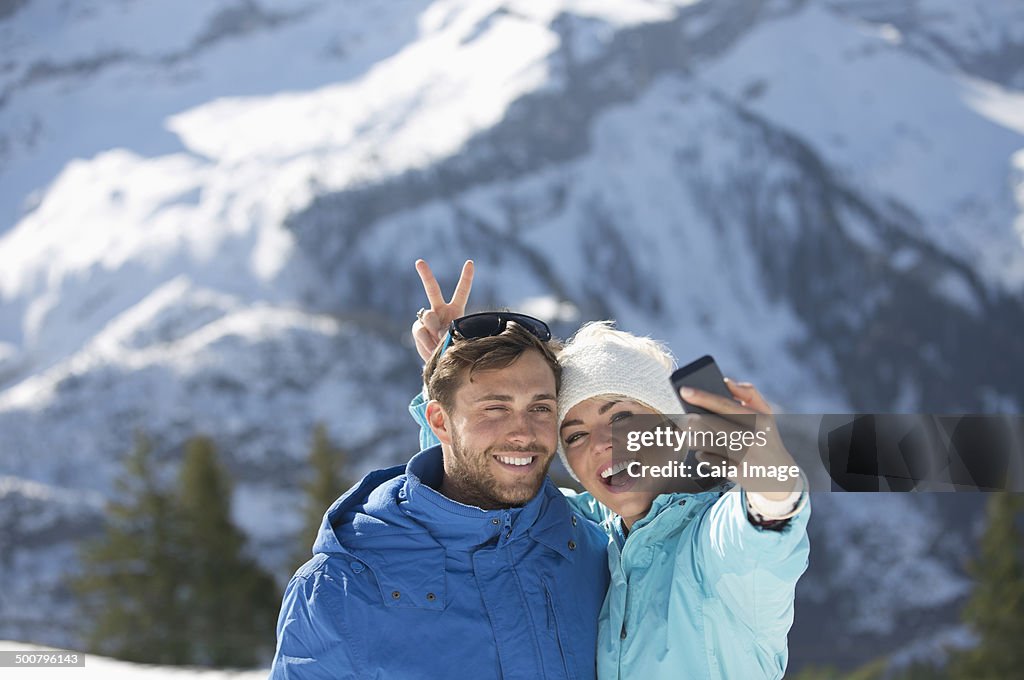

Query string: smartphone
668 355 734 491
670 355 732 414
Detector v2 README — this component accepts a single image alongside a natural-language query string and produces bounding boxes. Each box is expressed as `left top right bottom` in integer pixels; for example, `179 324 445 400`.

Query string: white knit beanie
556 321 680 481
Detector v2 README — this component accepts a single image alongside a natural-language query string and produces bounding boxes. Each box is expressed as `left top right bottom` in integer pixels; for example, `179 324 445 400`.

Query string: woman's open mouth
598 459 639 493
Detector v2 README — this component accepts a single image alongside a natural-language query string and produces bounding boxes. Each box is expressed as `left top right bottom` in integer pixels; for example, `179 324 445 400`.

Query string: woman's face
560 396 660 529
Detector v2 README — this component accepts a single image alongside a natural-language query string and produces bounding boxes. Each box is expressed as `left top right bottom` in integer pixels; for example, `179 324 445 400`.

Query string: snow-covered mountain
1 0 1021 670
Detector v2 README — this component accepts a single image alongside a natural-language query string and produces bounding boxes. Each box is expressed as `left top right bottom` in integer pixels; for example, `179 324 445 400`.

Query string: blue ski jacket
270 445 610 679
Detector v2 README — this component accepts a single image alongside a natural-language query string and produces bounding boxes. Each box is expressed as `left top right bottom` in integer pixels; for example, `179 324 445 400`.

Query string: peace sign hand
411 259 474 362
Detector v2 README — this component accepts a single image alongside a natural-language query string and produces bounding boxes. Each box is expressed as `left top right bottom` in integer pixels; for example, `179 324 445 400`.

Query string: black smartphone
668 355 734 492
670 355 732 414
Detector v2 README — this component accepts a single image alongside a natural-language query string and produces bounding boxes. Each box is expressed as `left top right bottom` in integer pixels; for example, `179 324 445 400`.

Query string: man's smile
492 453 541 472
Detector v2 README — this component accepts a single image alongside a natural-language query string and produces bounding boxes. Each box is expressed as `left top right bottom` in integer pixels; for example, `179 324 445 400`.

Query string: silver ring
416 307 428 323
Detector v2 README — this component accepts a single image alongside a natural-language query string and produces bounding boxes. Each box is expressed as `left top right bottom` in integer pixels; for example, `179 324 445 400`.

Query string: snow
701 3 1024 290
163 0 694 172
0 476 103 510
518 296 582 325
1014 149 1024 248
807 494 972 635
0 640 266 679
3 0 1021 400
0 0 434 234
962 77 1024 136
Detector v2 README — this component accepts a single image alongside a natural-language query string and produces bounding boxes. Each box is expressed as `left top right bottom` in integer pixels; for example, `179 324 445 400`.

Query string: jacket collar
613 487 733 547
317 447 579 609
400 447 575 560
527 481 579 562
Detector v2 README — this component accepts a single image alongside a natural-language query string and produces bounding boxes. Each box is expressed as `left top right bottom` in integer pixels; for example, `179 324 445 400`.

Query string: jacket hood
310 453 449 610
311 461 410 556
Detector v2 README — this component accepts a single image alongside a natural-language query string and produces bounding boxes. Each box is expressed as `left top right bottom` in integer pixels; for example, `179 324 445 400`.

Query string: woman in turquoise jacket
411 261 810 679
552 321 810 680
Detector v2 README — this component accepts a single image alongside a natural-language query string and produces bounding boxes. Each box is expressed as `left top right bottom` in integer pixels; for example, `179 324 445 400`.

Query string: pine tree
177 435 279 668
949 492 1024 679
295 424 350 566
71 432 191 664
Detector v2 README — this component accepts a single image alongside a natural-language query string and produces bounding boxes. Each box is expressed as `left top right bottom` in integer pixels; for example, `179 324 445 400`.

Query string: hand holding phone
668 355 735 491
670 357 802 498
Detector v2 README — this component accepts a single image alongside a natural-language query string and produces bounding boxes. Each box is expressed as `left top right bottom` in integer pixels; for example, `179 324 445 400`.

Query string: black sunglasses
440 312 551 353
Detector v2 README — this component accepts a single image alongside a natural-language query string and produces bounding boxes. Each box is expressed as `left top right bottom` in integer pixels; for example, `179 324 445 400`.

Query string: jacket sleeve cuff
746 476 808 520
742 478 808 533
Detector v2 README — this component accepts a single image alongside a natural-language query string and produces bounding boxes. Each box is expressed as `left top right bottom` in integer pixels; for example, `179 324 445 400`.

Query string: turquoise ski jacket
566 487 810 679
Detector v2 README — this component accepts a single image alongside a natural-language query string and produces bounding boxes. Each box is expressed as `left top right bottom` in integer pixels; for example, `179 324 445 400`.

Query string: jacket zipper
545 584 573 679
613 499 691 674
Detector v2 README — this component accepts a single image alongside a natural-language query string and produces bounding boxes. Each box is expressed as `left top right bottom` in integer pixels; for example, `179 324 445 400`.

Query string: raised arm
681 380 810 647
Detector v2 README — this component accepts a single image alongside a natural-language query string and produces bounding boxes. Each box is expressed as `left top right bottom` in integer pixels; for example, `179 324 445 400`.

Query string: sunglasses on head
439 312 551 354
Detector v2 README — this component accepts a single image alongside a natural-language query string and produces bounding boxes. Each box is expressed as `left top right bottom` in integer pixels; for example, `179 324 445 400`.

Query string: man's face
442 349 558 509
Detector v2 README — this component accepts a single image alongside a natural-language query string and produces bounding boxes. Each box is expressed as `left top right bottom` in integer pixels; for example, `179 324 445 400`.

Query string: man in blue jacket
270 311 610 679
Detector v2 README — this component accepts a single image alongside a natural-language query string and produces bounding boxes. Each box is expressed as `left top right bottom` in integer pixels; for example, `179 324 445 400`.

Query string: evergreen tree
295 424 350 566
949 492 1024 679
177 435 279 667
71 432 191 664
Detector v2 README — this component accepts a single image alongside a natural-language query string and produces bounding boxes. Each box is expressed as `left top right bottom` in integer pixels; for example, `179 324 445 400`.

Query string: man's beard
444 428 553 510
